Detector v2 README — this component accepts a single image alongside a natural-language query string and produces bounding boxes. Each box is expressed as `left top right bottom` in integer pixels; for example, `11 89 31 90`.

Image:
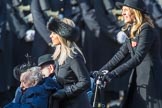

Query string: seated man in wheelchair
4 66 59 108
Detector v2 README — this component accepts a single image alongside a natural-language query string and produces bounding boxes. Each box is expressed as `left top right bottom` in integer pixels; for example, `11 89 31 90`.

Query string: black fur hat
47 17 80 42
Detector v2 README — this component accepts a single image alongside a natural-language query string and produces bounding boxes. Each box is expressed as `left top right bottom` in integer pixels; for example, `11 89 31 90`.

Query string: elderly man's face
20 72 34 91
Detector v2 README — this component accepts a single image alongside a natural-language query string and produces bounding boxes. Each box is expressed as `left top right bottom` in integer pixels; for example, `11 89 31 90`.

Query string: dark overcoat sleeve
93 0 120 40
100 42 129 72
79 0 100 35
64 56 91 97
6 0 29 39
30 0 51 44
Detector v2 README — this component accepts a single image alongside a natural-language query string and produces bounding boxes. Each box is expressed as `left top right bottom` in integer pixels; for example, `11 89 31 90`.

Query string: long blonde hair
52 18 85 65
123 7 154 38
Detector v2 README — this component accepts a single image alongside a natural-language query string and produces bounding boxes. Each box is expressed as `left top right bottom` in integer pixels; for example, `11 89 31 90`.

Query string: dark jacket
100 23 162 108
3 77 59 108
48 0 80 20
55 52 92 108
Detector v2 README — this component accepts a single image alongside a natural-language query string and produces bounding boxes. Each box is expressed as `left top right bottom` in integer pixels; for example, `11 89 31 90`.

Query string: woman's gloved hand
91 70 109 78
52 89 66 100
102 72 117 83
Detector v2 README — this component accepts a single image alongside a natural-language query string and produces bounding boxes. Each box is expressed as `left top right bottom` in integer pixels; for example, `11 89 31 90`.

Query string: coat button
61 8 64 12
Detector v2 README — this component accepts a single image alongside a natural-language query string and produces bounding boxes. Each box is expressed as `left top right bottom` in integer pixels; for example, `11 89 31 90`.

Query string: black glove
52 89 66 99
102 72 117 83
90 71 100 78
91 70 109 78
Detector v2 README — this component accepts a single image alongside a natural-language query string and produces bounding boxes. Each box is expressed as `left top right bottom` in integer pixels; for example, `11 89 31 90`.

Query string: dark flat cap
38 54 54 66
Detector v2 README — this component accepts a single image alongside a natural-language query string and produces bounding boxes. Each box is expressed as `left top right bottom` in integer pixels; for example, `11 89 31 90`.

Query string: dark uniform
144 0 162 29
6 0 33 66
48 0 81 23
30 0 54 64
0 0 14 107
0 1 33 107
144 0 162 57
79 0 122 70
0 0 6 52
0 0 7 92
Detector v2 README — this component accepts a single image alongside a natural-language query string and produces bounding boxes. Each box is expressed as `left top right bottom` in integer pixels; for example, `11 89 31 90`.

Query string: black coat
100 23 162 108
55 53 92 108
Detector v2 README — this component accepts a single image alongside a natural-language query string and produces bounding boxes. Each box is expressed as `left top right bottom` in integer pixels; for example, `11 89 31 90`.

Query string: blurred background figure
1 0 34 102
0 0 6 53
156 0 162 9
6 0 34 66
143 0 162 56
30 0 54 64
0 0 9 107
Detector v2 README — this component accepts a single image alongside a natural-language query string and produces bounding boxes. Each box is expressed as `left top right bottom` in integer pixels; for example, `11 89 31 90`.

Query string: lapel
127 39 135 57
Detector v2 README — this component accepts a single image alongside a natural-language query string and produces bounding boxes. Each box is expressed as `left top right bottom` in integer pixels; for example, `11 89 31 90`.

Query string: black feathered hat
13 63 33 81
13 54 35 81
116 0 148 14
47 17 80 42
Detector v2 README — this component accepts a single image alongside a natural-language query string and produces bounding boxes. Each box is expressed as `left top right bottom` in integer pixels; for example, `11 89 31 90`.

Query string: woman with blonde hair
95 0 162 108
47 17 92 108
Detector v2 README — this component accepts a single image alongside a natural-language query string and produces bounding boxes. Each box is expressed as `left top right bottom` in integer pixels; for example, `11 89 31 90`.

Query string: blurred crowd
0 0 162 108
